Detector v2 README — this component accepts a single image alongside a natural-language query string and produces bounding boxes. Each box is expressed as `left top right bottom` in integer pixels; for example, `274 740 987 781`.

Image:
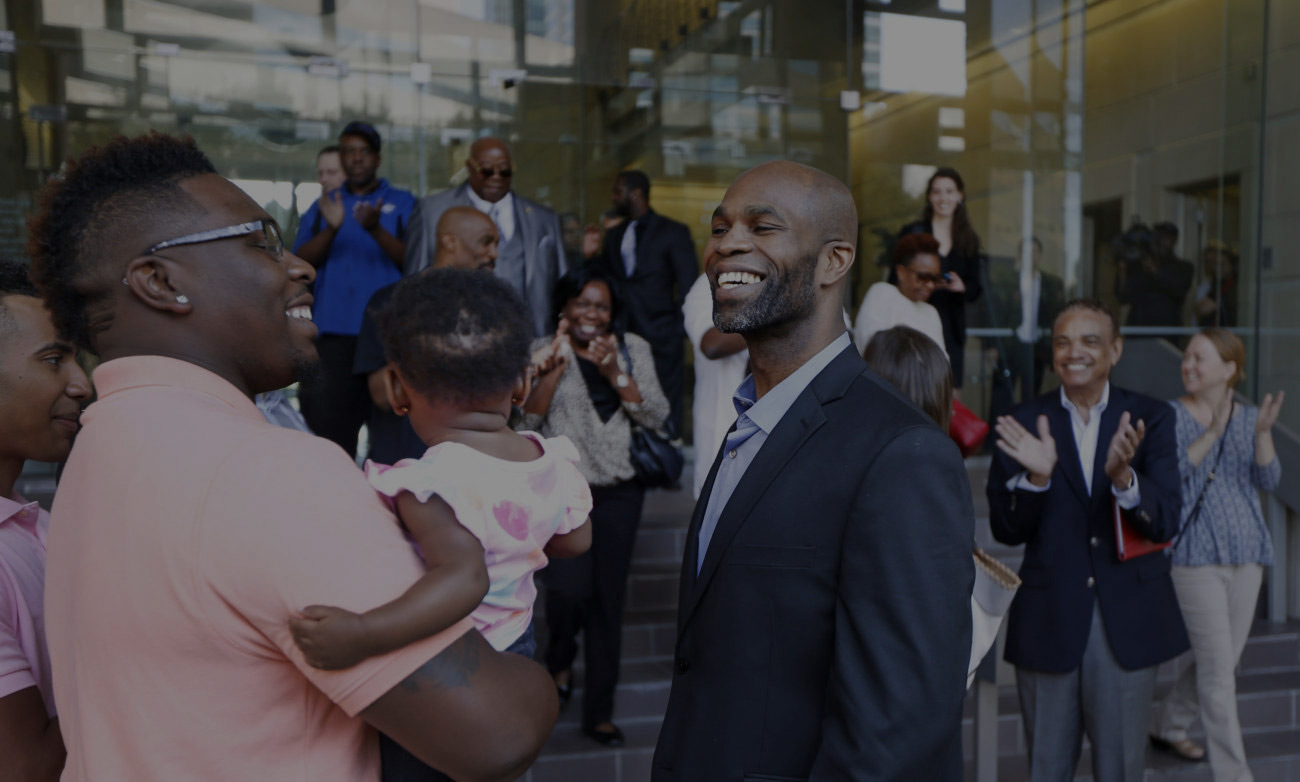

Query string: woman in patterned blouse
522 266 671 748
1149 328 1284 779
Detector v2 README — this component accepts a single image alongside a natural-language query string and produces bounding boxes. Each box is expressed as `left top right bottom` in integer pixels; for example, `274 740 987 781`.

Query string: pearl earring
176 295 189 304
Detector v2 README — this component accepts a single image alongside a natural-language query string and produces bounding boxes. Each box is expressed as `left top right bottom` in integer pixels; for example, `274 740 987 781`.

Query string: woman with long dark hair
522 266 670 747
896 167 984 396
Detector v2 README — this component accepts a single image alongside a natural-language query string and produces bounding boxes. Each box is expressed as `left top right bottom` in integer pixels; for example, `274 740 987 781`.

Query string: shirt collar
0 494 42 535
344 178 389 200
92 356 265 423
733 332 852 434
466 187 512 214
1059 381 1110 418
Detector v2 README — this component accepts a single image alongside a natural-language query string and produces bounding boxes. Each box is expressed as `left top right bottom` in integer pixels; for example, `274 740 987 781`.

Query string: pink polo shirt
0 495 53 717
46 356 472 782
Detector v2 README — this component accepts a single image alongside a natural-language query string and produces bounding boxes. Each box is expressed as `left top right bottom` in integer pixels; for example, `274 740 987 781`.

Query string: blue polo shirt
294 178 415 336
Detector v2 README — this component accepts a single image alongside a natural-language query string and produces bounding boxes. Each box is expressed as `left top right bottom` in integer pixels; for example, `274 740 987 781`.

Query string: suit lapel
677 427 731 630
1048 400 1090 506
634 212 660 273
677 347 861 633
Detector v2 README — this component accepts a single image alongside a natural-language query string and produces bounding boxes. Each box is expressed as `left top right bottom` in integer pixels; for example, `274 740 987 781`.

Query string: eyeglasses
903 266 945 285
144 220 284 259
468 160 513 179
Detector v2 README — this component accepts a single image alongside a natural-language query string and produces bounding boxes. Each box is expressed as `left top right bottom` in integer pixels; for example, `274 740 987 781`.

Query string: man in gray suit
404 137 566 337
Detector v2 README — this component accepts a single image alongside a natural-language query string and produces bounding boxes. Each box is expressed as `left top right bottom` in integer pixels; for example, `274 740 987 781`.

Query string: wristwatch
615 373 630 389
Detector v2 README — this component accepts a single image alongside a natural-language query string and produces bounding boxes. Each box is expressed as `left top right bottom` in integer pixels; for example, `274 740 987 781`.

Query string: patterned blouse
1169 400 1281 567
519 332 670 487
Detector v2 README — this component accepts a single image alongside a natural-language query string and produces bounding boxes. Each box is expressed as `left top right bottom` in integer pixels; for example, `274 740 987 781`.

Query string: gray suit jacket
404 182 566 336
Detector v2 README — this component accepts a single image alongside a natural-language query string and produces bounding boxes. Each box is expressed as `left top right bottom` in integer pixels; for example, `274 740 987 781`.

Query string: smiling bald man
652 161 973 781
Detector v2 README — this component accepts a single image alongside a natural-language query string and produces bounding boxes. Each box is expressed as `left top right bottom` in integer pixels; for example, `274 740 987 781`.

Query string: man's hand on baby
289 604 373 670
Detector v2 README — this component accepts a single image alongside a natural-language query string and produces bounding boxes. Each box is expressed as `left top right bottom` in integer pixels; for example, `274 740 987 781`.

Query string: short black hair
376 268 532 406
0 260 40 333
551 265 625 336
27 132 217 349
1055 298 1121 342
617 170 651 199
339 121 381 153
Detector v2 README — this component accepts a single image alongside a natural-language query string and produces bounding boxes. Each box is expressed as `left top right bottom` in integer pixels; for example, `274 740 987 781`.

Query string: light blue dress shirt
696 332 852 573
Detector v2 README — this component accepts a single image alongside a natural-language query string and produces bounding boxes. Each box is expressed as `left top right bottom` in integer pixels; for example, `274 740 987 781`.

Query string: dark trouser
543 480 646 730
299 334 369 458
989 340 1046 424
380 624 538 782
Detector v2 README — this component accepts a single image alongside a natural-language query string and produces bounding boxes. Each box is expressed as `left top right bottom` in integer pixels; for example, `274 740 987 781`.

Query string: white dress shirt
1009 382 1140 508
466 188 515 244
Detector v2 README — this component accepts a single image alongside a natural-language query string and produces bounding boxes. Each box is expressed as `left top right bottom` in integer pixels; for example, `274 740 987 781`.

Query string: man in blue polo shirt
294 121 414 457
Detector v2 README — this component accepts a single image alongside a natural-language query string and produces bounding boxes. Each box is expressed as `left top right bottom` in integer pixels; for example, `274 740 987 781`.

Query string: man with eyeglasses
28 133 557 782
294 121 415 458
405 137 566 338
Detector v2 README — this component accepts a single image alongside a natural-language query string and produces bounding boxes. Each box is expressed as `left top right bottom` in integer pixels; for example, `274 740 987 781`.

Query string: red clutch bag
948 399 990 458
1113 497 1171 561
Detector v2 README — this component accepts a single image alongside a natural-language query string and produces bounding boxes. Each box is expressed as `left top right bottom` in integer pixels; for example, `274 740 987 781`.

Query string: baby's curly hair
377 268 532 406
26 132 216 349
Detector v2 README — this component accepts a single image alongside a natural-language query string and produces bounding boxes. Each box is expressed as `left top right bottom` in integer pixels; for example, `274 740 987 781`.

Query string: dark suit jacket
403 182 565 337
599 211 698 429
987 386 1189 672
652 346 974 782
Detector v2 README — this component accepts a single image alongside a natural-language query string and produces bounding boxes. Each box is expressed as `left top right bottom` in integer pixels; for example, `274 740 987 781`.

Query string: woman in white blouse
853 233 949 360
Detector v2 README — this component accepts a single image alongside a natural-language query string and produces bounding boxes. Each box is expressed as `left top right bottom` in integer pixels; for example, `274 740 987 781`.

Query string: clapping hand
1103 411 1145 490
353 199 384 232
319 189 345 229
1257 391 1286 434
586 334 622 380
532 319 571 376
995 414 1057 486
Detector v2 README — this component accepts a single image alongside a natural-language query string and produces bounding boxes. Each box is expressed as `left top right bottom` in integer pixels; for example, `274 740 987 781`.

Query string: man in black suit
652 161 973 781
986 237 1067 418
600 170 698 433
988 299 1188 781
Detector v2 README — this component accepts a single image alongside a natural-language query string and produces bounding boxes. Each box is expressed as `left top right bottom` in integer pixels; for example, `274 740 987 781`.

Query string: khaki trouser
1152 563 1263 782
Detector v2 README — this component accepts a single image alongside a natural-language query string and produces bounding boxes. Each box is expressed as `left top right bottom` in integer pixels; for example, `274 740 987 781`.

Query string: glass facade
1 0 1295 429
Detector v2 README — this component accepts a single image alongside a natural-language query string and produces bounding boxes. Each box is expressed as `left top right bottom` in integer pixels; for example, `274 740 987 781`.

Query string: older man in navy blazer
988 299 1188 782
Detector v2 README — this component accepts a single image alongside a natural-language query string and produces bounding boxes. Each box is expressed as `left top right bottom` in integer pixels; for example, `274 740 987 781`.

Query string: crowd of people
0 121 1284 782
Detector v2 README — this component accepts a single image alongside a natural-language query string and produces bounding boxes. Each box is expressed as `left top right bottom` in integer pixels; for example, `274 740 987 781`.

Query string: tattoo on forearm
398 633 481 694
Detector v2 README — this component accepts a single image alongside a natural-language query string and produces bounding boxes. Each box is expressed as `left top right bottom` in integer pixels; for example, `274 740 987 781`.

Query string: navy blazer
987 385 1189 673
652 346 973 781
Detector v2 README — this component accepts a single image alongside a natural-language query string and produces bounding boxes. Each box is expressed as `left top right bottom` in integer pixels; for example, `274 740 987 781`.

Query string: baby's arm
542 517 592 559
289 492 489 670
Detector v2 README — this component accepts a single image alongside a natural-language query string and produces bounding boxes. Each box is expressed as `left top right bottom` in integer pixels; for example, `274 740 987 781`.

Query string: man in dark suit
404 137 565 337
986 237 1067 418
599 170 698 433
652 161 973 781
988 299 1188 781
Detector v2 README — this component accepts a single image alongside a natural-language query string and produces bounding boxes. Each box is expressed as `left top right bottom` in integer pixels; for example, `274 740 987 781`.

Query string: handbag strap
1171 400 1232 550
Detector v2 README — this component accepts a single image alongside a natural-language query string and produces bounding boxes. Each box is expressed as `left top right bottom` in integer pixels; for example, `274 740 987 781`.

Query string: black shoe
582 723 625 747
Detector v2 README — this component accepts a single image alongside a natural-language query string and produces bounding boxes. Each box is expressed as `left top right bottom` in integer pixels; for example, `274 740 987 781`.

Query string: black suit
652 345 973 781
600 211 698 433
988 386 1189 672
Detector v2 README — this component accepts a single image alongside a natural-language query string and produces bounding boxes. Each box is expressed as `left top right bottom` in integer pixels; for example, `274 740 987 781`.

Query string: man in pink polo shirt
0 260 92 781
27 133 557 781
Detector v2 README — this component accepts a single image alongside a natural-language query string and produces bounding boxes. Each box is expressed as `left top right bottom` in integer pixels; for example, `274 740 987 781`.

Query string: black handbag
618 343 684 487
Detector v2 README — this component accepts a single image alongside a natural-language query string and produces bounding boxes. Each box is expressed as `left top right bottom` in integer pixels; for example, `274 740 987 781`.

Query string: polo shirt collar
0 494 42 537
344 178 389 200
92 356 264 423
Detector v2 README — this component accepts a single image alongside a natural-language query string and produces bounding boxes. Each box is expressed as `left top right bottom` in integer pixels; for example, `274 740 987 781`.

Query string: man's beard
291 348 324 388
712 252 817 336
